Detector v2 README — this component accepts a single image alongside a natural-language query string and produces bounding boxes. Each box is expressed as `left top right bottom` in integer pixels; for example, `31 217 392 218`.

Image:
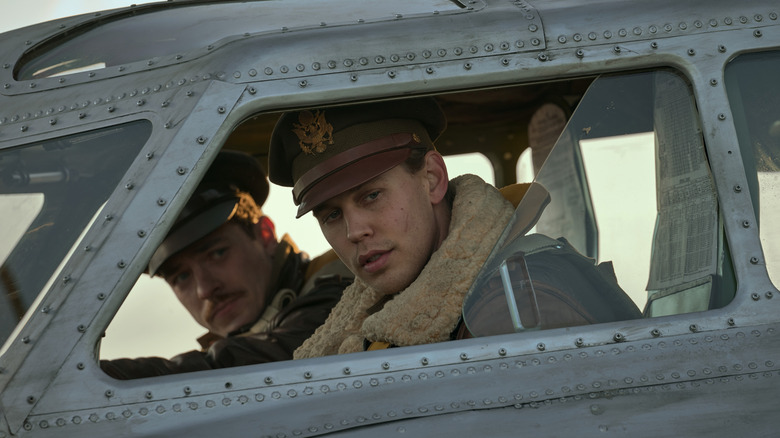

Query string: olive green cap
268 98 446 217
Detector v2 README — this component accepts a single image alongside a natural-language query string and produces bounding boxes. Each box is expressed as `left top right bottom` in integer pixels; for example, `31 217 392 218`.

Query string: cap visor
148 199 238 275
296 147 412 218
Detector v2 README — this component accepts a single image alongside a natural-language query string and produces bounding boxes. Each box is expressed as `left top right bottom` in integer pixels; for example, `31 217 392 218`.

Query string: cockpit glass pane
0 120 151 347
16 0 464 80
464 70 731 337
725 50 780 289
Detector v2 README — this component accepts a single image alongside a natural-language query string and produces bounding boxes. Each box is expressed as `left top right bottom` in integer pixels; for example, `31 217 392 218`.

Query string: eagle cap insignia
292 110 334 155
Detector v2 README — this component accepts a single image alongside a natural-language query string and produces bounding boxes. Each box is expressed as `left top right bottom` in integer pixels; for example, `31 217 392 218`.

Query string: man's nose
345 211 372 243
194 267 222 301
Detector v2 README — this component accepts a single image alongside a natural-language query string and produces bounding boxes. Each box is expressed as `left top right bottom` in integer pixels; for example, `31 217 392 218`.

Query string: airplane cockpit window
725 50 780 289
92 69 733 375
15 0 464 80
0 120 151 348
464 70 732 336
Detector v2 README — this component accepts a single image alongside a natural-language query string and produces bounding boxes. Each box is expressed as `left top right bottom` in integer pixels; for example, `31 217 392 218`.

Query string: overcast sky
0 1 141 33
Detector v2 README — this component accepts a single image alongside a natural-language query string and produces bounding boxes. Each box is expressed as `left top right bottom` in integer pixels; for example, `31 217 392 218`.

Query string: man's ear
254 216 278 251
424 151 449 205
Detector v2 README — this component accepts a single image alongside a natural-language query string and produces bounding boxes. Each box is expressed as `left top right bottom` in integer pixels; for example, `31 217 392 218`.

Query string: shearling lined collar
294 174 514 358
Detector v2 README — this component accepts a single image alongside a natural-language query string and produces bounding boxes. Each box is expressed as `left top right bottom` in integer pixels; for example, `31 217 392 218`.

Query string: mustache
202 291 240 323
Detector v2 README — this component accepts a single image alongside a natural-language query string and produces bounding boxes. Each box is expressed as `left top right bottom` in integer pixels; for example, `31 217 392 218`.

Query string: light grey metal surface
0 0 778 436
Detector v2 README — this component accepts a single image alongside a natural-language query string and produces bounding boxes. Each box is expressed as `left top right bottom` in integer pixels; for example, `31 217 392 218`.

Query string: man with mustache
101 151 351 378
268 98 641 357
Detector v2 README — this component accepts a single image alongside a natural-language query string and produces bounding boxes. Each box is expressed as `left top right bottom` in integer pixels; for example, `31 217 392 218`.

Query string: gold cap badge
292 110 334 155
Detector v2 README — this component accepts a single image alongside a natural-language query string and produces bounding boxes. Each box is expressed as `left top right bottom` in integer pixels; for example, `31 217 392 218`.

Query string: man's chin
214 315 260 338
363 275 414 296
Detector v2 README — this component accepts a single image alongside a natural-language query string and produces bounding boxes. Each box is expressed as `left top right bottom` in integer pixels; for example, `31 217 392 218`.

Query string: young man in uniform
268 98 641 358
101 151 351 378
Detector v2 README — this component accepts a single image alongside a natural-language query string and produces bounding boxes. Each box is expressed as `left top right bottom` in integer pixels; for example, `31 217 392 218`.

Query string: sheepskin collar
294 174 514 358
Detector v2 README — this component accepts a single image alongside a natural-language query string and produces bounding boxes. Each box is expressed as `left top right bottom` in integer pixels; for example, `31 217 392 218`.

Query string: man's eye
365 190 380 202
167 271 189 286
211 247 228 259
320 209 341 224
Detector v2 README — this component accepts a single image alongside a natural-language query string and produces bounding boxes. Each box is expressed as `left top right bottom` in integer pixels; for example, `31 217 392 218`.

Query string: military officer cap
148 150 269 276
269 97 446 218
